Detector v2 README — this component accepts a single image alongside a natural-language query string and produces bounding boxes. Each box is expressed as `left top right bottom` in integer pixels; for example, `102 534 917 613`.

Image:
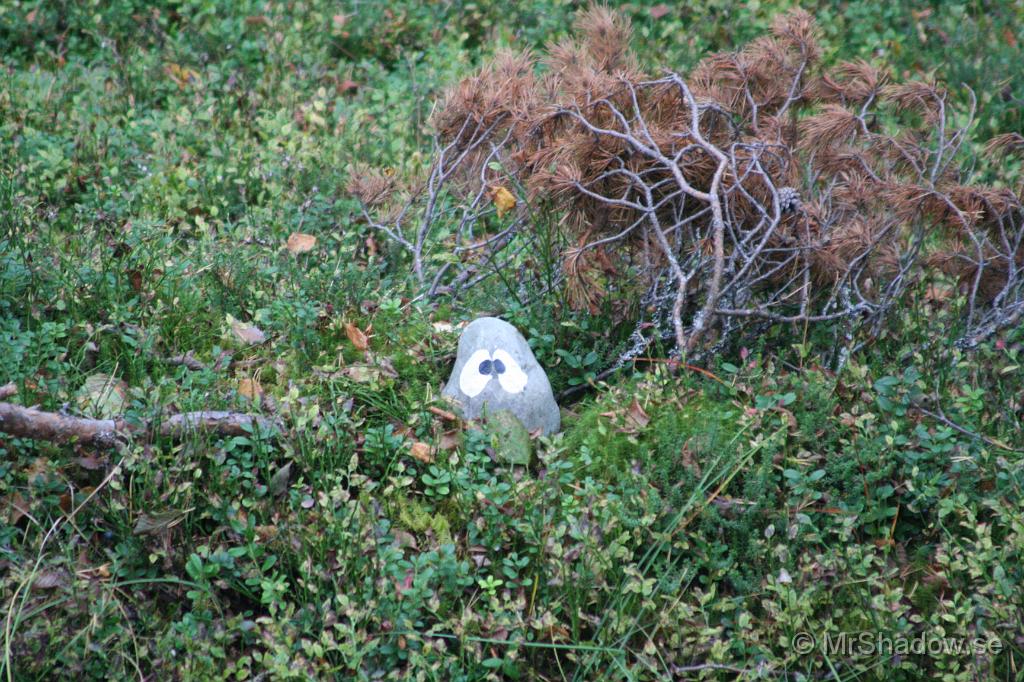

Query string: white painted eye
458 349 493 397
492 349 528 394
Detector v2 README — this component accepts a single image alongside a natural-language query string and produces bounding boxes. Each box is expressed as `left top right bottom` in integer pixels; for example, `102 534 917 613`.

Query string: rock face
442 317 560 435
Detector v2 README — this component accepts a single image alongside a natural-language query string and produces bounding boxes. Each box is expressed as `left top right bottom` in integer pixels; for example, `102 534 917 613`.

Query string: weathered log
0 401 280 449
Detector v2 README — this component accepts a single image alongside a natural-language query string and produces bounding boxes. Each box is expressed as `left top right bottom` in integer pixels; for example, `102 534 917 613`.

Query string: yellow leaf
164 63 200 89
490 185 517 219
410 442 434 464
345 322 370 351
238 377 263 400
286 232 317 254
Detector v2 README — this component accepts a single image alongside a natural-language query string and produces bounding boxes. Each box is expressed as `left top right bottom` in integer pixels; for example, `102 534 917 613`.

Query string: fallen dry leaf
75 454 106 471
1003 26 1018 48
238 377 263 400
626 399 650 430
345 322 370 351
393 530 418 550
232 321 267 346
165 63 200 89
33 571 67 591
77 373 128 419
340 365 380 383
489 185 517 219
286 232 317 254
255 525 279 542
410 442 434 464
270 462 293 497
439 430 461 451
134 510 188 536
6 492 29 525
87 563 112 579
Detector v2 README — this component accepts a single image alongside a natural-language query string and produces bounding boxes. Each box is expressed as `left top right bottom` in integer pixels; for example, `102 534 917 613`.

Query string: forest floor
2 1 1023 679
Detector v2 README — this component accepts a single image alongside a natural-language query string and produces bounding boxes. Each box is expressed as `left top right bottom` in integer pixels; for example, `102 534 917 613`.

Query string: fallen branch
0 402 281 449
162 350 235 372
162 352 209 372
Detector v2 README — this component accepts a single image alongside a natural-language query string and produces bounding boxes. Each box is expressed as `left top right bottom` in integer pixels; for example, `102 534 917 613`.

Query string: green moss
393 494 455 546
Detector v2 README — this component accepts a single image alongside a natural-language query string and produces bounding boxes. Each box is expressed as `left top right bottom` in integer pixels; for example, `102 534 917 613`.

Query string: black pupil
478 358 506 375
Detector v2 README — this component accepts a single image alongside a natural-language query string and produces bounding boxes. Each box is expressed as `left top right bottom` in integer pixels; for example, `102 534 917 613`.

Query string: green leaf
485 409 532 465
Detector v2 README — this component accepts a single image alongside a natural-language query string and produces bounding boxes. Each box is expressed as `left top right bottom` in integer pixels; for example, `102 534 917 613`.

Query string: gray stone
442 317 560 435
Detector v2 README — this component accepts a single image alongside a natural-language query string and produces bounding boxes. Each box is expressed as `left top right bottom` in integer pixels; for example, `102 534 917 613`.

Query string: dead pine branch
0 401 282 449
350 6 1024 360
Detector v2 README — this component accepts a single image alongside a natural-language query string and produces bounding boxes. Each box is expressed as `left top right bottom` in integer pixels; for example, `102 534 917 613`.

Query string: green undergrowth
2 0 1024 680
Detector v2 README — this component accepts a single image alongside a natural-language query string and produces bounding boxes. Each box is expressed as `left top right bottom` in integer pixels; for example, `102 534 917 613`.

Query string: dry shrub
351 5 1024 362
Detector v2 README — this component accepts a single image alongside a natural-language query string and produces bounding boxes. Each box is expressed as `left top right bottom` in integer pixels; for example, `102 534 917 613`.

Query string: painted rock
442 317 560 435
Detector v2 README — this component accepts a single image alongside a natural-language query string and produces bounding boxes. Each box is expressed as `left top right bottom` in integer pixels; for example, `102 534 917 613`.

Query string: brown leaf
1003 26 1018 48
345 322 370 351
439 430 461 451
286 232 317 254
626 399 650 429
83 563 112 579
410 442 434 464
392 530 418 550
374 355 398 378
27 458 52 483
133 510 188 536
255 525 279 542
238 377 263 400
33 571 67 591
7 492 29 525
340 365 383 383
775 406 798 432
75 454 106 470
